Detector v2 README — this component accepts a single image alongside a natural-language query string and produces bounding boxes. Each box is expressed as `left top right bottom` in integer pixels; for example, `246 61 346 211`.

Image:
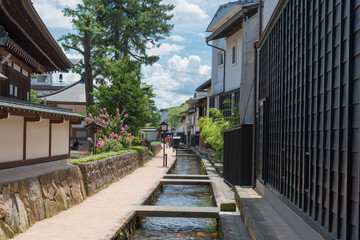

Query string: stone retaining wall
0 147 160 239
151 143 162 156
77 149 151 196
0 167 86 239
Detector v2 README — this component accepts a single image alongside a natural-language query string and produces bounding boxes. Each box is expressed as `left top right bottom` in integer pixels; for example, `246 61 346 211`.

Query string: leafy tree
99 0 174 64
30 89 42 104
59 0 107 108
167 104 189 128
91 57 159 133
198 108 231 162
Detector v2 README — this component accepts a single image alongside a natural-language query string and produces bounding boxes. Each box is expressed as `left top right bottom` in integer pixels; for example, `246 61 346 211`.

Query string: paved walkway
13 147 175 240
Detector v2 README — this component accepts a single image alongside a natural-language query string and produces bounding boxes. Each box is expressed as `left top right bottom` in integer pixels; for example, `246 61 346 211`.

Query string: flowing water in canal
132 151 219 240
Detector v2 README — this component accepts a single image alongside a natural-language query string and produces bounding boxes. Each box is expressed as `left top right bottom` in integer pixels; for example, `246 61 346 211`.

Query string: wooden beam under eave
0 111 9 119
24 115 41 122
68 119 82 125
50 119 65 124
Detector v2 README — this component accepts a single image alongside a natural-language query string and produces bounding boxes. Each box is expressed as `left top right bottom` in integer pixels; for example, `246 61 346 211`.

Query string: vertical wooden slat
320 1 327 225
49 121 52 157
23 120 26 160
345 0 354 238
336 0 344 237
301 0 308 212
307 0 314 214
327 0 336 232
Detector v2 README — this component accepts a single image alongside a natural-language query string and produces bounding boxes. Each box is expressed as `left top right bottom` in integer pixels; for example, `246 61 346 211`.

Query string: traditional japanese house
41 79 95 145
195 79 211 150
0 0 83 169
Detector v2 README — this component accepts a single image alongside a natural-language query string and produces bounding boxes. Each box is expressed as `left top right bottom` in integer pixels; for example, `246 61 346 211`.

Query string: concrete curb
234 186 279 240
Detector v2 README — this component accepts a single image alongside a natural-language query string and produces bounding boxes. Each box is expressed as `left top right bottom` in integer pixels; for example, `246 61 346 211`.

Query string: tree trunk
83 23 94 151
83 26 94 109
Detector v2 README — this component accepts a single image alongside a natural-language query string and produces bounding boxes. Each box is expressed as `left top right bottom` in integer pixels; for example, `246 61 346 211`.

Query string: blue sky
32 0 226 109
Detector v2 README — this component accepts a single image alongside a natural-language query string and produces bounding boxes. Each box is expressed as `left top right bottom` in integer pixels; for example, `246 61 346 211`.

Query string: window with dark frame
232 45 236 65
218 52 224 66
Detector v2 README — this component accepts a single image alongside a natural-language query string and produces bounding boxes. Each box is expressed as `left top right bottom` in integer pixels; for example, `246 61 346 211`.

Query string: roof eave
206 3 259 42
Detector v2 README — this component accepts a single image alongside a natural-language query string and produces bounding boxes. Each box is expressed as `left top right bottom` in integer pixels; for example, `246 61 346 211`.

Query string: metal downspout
252 41 258 189
252 1 262 188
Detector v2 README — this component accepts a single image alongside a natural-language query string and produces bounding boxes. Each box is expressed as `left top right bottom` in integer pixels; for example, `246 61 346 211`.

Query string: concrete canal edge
107 151 178 240
110 147 249 240
0 144 162 239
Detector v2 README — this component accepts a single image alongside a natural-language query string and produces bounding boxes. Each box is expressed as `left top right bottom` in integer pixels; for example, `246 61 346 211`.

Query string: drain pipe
252 41 258 189
224 179 235 191
259 0 263 36
206 41 226 95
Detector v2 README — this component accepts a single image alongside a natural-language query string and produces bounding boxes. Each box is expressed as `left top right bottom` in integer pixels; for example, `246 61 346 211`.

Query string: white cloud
33 0 82 9
32 2 73 29
171 0 209 21
168 55 211 76
168 35 187 42
142 55 211 109
147 43 185 56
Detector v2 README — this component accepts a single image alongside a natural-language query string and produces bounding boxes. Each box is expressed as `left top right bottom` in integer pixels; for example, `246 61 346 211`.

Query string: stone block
26 208 36 227
0 195 5 219
0 220 14 239
18 181 30 209
220 201 237 212
26 178 45 221
14 193 29 233
44 199 59 219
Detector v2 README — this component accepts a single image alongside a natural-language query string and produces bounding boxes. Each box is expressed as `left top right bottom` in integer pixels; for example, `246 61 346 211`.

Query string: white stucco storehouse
206 1 259 122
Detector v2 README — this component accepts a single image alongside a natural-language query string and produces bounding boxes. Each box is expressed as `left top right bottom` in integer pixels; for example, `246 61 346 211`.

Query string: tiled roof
0 97 83 118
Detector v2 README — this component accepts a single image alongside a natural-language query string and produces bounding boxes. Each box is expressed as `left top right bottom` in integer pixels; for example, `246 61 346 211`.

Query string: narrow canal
132 150 219 239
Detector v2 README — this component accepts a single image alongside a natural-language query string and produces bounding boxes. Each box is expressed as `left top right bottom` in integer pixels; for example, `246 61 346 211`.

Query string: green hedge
70 146 150 165
151 141 161 146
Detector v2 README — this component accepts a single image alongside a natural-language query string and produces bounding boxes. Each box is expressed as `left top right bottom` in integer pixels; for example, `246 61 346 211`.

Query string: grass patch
130 146 148 152
151 141 161 146
70 146 152 165
70 150 131 165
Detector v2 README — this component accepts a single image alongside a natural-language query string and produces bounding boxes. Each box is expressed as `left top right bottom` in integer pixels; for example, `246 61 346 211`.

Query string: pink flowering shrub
86 108 134 153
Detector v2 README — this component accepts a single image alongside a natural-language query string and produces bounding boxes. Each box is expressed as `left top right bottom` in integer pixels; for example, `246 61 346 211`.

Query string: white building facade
206 1 259 122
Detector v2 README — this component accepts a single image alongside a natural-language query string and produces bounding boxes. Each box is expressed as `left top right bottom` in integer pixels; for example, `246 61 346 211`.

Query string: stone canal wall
77 149 152 196
0 144 162 239
0 166 86 239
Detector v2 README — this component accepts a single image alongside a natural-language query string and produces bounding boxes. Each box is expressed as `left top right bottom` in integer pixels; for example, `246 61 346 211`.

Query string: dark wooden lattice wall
257 0 359 239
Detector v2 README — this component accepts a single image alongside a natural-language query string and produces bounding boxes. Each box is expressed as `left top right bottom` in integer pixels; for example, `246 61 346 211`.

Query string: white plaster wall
211 39 225 95
51 121 70 156
240 14 259 124
146 132 158 141
26 119 50 159
0 116 24 162
207 86 211 117
225 29 243 92
176 124 183 133
263 0 280 30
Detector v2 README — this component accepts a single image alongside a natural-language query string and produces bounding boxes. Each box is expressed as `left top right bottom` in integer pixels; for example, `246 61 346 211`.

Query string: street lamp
159 121 169 167
84 122 104 154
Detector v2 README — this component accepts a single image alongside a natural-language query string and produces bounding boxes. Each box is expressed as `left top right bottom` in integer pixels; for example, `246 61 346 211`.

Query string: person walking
165 136 170 148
